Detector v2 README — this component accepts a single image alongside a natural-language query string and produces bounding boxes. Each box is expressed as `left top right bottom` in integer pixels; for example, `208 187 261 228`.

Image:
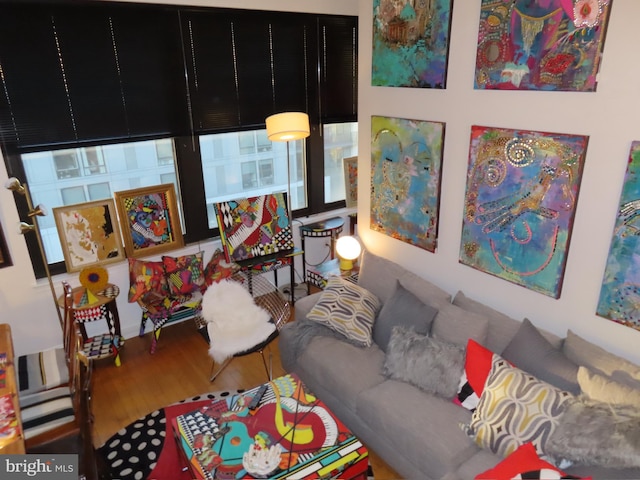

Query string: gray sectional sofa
279 250 640 480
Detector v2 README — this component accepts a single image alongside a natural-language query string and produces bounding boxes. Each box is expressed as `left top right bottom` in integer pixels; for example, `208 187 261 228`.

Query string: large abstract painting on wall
371 115 445 253
596 142 640 332
474 0 612 91
459 126 588 298
372 0 453 88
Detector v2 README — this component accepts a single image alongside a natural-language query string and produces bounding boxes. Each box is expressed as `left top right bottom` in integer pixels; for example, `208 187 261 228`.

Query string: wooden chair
202 272 291 382
20 317 98 478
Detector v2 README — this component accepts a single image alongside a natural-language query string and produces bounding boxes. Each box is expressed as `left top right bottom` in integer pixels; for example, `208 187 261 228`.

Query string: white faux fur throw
202 279 275 364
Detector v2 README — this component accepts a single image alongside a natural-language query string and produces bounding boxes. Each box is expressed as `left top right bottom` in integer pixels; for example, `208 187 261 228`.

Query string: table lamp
336 235 361 273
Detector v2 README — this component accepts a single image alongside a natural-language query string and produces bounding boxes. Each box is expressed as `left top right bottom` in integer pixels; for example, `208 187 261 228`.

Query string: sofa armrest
294 292 322 322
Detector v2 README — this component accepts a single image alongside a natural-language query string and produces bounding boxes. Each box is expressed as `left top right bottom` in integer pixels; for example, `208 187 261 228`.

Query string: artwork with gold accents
372 0 453 88
371 115 445 253
459 126 588 298
474 0 612 91
596 141 640 332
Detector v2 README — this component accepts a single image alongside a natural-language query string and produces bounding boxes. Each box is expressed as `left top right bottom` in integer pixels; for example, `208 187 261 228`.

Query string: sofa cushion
358 379 478 480
432 303 489 347
464 356 573 458
563 330 640 390
501 318 580 394
546 399 640 469
162 252 205 296
452 291 563 353
373 280 437 352
359 250 450 308
17 347 69 396
383 327 465 398
294 335 386 411
577 366 640 407
306 276 381 347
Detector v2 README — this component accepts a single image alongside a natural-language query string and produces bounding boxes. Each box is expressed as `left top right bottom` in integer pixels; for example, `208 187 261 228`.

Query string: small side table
300 217 345 295
58 283 122 366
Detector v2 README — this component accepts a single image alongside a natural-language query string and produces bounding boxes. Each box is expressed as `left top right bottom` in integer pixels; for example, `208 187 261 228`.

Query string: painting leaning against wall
597 141 640 332
371 115 445 253
372 0 453 88
459 126 588 298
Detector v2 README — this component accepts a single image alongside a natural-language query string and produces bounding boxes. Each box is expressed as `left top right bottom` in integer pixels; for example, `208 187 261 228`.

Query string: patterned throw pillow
162 252 205 296
203 249 240 289
127 258 168 306
464 355 573 458
306 276 381 347
475 442 590 480
454 339 498 412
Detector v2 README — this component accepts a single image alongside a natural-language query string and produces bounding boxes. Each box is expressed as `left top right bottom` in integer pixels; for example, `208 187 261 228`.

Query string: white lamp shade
336 235 361 261
266 112 310 142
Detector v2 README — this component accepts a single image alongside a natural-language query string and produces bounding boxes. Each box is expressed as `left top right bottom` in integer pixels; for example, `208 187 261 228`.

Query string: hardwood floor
92 318 401 479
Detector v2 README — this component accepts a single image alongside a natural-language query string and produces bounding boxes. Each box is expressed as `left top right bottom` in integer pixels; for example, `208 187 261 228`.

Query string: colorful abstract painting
371 115 445 253
372 0 453 88
459 126 588 298
596 142 640 332
215 193 293 263
474 0 612 91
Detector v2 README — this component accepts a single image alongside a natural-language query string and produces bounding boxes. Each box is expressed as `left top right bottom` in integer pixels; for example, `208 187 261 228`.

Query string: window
0 2 357 278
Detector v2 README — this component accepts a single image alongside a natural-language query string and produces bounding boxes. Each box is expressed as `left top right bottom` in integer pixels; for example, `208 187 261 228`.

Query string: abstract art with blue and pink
372 0 453 88
474 0 612 91
597 142 640 332
459 126 588 298
371 116 445 253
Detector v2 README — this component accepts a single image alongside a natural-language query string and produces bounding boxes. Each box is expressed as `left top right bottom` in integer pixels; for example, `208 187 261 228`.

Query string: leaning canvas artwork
372 0 453 88
371 115 445 253
596 142 640 332
474 0 612 91
459 126 588 298
215 193 294 263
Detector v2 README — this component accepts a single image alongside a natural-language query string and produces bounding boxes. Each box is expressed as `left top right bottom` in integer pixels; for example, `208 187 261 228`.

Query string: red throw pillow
127 258 168 306
475 442 591 480
202 249 240 289
454 339 495 411
162 252 205 296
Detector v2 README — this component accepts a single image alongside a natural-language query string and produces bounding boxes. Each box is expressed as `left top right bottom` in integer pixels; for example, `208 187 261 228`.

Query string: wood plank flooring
92 318 401 479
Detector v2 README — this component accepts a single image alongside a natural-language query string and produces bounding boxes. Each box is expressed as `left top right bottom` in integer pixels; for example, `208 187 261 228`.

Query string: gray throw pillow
546 399 640 468
431 303 489 347
373 280 438 352
501 318 580 394
382 326 465 398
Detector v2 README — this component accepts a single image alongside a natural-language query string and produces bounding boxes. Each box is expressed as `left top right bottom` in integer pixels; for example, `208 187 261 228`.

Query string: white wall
0 0 358 356
357 0 640 365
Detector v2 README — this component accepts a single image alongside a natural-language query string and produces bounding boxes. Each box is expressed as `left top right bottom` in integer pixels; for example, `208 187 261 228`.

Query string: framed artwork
343 156 358 208
474 0 612 91
0 222 12 268
372 0 453 88
114 184 184 258
214 193 293 263
459 125 588 298
371 115 445 253
596 141 640 332
53 199 125 272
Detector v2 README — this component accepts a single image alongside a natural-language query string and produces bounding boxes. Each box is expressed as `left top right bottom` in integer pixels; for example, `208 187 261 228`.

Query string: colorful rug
97 389 375 480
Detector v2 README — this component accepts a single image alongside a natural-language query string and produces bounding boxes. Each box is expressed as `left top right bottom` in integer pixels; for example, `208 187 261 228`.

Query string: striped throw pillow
306 276 380 347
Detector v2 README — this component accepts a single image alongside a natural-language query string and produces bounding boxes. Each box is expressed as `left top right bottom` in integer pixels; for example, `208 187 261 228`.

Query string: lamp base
339 258 354 272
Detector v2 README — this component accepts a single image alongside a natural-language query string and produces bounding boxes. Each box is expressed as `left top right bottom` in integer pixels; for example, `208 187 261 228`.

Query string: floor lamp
5 177 64 327
265 112 310 221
